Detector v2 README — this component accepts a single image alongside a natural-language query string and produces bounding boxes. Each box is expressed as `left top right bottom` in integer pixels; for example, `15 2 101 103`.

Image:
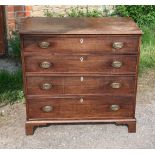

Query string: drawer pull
40 61 52 69
112 61 122 68
39 41 50 48
111 105 120 111
111 82 121 89
113 42 124 49
42 105 53 112
41 83 52 90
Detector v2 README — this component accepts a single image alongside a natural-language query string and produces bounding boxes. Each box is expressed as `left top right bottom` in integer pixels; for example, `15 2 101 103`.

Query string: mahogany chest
19 17 142 135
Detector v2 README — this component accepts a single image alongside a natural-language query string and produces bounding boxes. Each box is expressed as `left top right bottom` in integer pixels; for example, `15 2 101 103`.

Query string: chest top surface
19 17 142 35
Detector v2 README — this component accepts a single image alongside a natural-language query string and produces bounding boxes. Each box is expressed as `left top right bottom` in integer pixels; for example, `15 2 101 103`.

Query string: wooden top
19 17 142 35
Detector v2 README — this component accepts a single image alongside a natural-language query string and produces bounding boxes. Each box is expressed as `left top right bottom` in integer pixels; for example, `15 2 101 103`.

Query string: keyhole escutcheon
80 38 84 44
80 98 84 103
80 76 84 82
80 57 84 62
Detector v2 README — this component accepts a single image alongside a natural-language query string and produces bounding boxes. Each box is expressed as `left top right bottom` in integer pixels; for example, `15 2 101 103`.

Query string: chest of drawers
19 17 142 135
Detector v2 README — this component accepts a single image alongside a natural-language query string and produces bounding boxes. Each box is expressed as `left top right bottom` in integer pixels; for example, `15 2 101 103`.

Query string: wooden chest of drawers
19 17 142 135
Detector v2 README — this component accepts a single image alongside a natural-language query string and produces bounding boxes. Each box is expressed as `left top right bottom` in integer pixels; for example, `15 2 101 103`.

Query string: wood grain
24 54 137 74
23 35 139 53
27 96 134 120
19 17 142 135
19 17 142 35
25 118 136 135
26 76 136 96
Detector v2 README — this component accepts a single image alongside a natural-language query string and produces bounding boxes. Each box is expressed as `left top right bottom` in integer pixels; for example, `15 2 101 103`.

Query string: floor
0 59 155 148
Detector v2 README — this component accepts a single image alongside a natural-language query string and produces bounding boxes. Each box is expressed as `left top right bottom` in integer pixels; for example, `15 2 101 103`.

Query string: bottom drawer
27 96 134 120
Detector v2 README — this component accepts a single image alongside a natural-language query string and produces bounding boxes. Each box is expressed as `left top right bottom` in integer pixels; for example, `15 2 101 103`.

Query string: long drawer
24 54 137 74
23 35 139 53
26 76 136 96
27 96 134 120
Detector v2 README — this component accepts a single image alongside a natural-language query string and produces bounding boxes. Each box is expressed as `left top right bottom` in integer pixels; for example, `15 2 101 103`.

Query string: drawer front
25 54 137 74
23 36 139 53
27 96 134 120
26 76 135 96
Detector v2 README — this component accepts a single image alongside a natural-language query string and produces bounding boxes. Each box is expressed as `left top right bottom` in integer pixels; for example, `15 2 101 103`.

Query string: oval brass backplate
111 105 120 111
42 105 53 112
40 61 52 69
41 83 52 90
111 61 122 68
38 41 50 49
113 42 124 49
111 82 121 89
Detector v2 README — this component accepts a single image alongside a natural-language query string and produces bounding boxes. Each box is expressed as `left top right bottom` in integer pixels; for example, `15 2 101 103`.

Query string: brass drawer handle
39 41 50 48
42 105 53 112
111 82 121 89
112 61 122 68
111 105 120 111
41 83 52 90
113 42 124 49
40 61 52 69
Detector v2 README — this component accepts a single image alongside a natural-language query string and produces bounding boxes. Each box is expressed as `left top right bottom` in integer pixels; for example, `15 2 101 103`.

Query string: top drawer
23 35 139 53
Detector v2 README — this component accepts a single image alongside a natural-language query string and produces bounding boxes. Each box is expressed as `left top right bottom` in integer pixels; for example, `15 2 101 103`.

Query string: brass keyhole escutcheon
80 98 84 103
80 38 84 44
80 76 84 82
80 57 84 62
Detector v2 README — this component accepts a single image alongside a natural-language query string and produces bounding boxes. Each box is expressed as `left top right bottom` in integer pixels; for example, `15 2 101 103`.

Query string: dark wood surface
25 119 136 135
27 96 134 120
0 6 6 55
26 76 136 96
24 54 137 74
20 17 142 35
23 35 139 53
19 17 141 135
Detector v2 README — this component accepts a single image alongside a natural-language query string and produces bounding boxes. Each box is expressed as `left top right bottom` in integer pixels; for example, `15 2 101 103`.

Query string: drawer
27 96 134 120
25 54 137 74
23 36 139 53
26 76 135 96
